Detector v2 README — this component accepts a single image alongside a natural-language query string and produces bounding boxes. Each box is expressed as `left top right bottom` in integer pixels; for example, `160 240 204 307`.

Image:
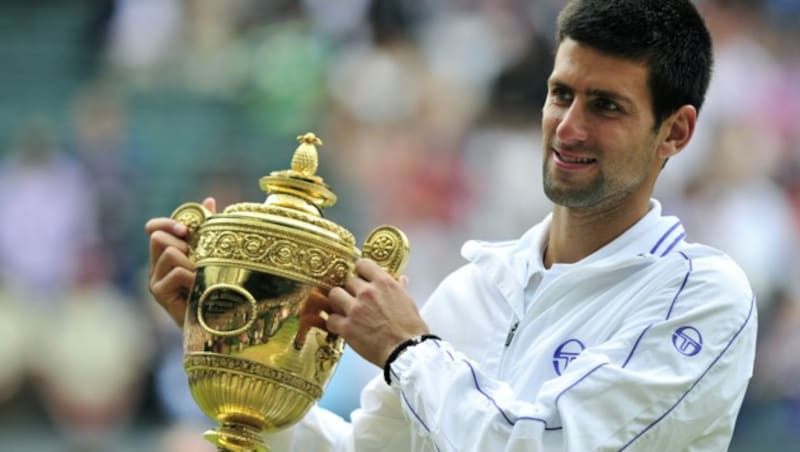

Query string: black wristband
383 334 441 385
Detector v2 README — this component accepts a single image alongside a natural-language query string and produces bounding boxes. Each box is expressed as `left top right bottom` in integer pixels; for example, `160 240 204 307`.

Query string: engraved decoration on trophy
170 133 409 452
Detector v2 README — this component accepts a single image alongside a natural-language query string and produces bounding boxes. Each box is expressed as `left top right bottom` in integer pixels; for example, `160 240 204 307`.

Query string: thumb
202 196 217 214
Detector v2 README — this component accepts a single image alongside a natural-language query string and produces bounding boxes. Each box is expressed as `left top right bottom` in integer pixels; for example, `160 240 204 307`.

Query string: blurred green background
0 0 798 450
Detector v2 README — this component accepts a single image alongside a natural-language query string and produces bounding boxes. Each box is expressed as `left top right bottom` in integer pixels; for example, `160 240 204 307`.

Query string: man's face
541 38 664 210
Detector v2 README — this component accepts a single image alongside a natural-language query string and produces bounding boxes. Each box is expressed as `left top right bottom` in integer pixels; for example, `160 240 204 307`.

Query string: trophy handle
170 202 212 261
361 225 410 278
197 283 259 337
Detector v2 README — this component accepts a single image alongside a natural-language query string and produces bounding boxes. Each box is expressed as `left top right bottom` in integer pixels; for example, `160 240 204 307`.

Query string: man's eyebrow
586 88 634 107
547 78 568 88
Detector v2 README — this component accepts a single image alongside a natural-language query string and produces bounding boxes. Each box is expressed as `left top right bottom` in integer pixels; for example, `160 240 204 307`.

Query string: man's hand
145 197 216 327
326 258 430 367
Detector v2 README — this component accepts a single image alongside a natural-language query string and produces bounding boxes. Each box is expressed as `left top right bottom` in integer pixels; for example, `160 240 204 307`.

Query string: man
147 0 757 450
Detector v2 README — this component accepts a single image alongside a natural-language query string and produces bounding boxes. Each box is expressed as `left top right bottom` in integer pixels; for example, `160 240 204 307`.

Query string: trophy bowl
170 133 409 451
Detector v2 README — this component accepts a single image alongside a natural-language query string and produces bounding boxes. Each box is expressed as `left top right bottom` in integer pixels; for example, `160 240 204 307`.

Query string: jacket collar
461 199 686 315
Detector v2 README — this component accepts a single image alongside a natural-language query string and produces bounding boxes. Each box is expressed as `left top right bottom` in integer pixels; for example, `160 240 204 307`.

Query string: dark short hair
557 0 713 127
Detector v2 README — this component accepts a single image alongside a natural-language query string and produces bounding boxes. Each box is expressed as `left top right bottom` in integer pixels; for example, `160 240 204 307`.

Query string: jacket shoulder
677 242 753 299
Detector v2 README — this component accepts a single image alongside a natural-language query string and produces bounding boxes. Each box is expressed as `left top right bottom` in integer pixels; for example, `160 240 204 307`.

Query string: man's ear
657 105 697 160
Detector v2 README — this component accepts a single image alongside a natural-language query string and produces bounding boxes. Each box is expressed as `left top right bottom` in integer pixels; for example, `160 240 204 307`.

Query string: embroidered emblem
672 326 703 356
553 339 585 375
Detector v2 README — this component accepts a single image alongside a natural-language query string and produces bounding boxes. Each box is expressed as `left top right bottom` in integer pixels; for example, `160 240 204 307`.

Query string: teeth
559 152 594 164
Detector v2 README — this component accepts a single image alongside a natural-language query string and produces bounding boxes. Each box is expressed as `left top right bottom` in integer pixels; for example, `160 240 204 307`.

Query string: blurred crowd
0 0 798 450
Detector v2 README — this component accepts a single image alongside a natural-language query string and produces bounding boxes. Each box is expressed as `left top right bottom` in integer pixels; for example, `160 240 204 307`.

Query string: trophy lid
220 132 356 248
172 131 408 290
169 133 358 289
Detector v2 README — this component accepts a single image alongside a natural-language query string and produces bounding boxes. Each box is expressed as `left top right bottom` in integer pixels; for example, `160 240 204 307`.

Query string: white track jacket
267 200 757 451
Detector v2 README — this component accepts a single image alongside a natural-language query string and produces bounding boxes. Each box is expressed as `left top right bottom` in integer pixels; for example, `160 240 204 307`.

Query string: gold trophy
170 133 409 451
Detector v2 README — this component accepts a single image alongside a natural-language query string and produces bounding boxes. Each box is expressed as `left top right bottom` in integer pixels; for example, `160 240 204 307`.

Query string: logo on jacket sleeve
553 339 586 375
672 326 703 356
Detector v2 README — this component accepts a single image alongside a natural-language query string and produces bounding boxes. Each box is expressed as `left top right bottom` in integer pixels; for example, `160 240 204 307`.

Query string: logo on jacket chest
553 339 586 375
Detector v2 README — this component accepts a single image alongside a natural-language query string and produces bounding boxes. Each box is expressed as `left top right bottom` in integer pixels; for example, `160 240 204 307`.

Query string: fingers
327 286 354 315
145 197 215 238
148 226 195 327
344 272 369 295
145 217 187 238
145 197 215 328
146 217 188 273
149 248 195 305
355 258 403 285
151 245 193 282
326 312 347 336
325 286 353 337
148 229 190 274
354 258 384 281
150 265 195 296
149 266 195 326
146 196 215 271
202 197 217 213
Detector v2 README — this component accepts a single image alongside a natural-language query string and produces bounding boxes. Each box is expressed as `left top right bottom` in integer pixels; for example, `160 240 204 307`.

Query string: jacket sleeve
263 366 414 451
387 253 757 451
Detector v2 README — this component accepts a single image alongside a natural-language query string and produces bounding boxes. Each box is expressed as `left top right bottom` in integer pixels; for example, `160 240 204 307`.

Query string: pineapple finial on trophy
259 132 337 213
292 132 322 177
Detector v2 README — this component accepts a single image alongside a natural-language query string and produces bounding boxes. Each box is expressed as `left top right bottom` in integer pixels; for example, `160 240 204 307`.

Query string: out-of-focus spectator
303 0 371 40
463 28 554 241
71 81 141 294
678 119 795 310
0 117 98 298
752 288 800 401
30 282 154 451
106 0 183 77
245 19 329 136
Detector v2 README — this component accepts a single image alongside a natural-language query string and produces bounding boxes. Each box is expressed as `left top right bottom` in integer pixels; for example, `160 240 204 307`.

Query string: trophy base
204 422 269 452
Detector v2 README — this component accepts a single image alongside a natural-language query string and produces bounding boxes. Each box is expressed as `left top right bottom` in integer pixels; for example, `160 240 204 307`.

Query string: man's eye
550 87 573 103
595 98 621 112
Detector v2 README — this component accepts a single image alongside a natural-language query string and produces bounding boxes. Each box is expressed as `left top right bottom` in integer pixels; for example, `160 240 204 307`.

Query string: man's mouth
553 150 597 165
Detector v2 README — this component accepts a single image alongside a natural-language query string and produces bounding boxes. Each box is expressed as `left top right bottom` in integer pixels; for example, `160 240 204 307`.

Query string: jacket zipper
505 320 520 347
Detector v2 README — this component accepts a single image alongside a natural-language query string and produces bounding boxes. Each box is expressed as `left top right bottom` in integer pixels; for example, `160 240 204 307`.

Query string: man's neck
544 197 651 269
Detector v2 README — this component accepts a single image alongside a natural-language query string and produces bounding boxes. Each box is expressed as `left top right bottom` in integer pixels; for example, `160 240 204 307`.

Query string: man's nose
556 103 589 144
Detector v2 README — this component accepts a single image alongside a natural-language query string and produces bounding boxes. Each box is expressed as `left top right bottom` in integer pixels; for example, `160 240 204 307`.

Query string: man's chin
543 185 602 209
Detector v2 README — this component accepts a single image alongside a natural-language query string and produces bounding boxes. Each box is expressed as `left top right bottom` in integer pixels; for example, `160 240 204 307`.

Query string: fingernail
174 223 188 235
